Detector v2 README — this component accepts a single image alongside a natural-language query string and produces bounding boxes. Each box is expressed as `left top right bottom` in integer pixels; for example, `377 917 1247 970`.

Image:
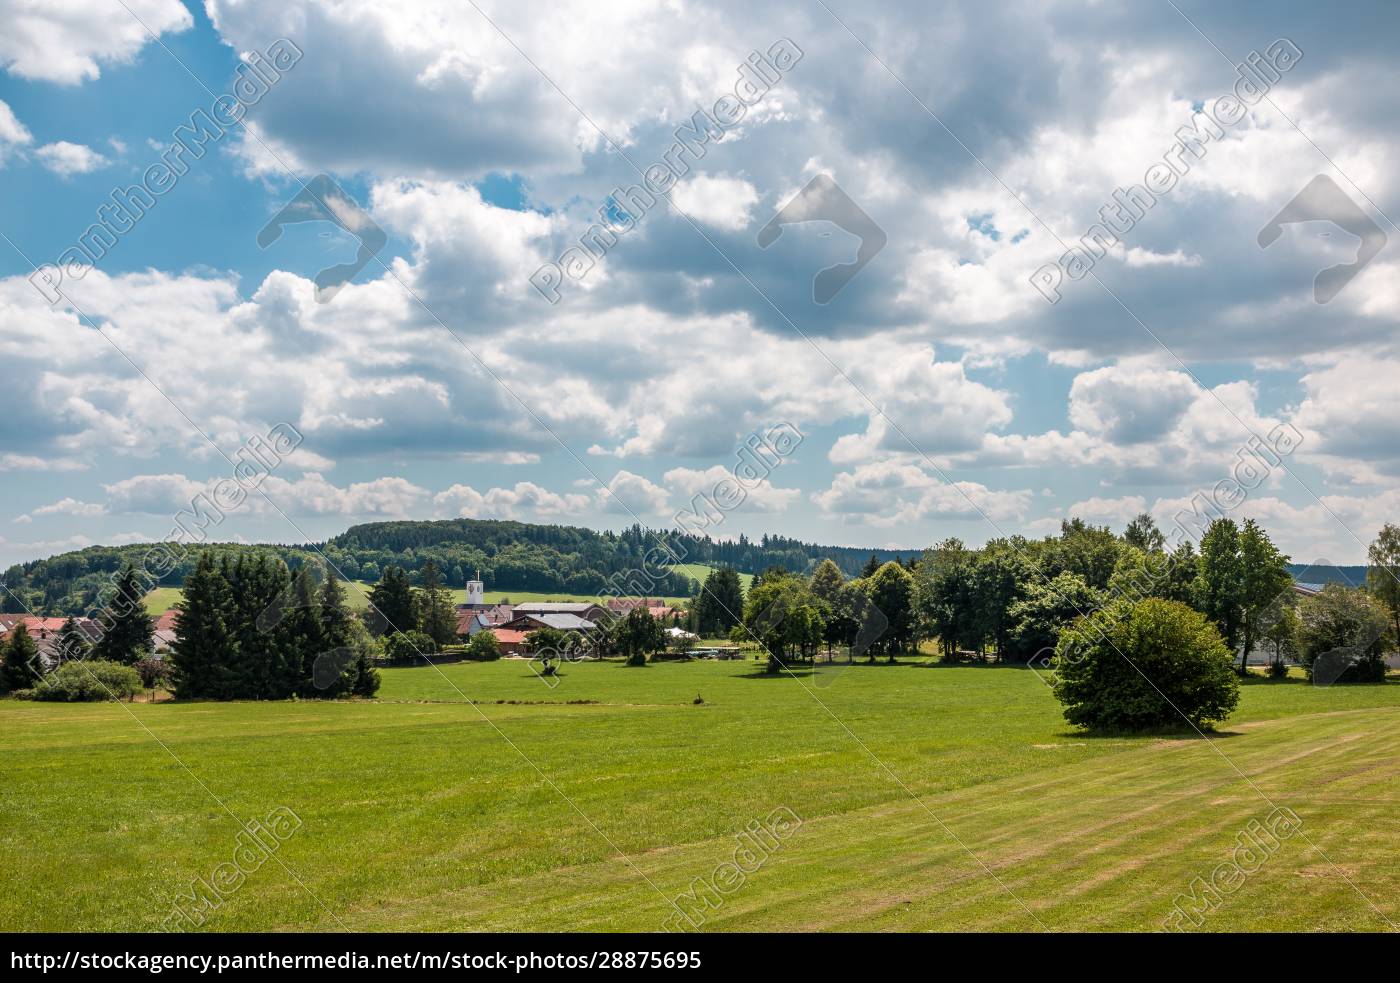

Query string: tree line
691 514 1398 688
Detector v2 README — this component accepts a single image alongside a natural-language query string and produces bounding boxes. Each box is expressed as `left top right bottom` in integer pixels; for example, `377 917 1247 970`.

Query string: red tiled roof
2 617 68 636
154 610 180 631
491 628 529 645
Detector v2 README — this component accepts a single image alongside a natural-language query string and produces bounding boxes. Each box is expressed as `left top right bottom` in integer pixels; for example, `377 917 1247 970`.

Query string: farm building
508 602 609 623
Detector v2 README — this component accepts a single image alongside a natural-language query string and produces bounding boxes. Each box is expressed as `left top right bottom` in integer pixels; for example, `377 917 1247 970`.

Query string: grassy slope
0 662 1396 932
670 563 755 592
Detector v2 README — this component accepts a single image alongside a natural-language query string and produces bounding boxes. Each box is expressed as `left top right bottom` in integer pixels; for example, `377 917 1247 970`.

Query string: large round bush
1052 598 1239 732
32 660 142 702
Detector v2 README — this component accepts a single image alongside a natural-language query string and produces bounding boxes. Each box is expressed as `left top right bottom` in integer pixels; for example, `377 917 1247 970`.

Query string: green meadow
144 582 691 616
1 659 1396 932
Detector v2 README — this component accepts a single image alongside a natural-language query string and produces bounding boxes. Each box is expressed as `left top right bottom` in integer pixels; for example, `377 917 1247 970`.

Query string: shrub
31 660 142 702
1052 598 1239 732
1267 659 1290 679
466 631 502 661
384 630 437 665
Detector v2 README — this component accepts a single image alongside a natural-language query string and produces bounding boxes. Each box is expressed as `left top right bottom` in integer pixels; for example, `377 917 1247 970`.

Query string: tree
1237 519 1292 672
693 567 745 636
1297 585 1390 684
234 554 299 699
1006 571 1101 663
1052 598 1239 731
1261 603 1300 675
1123 513 1166 554
54 616 89 665
526 625 575 660
384 630 436 665
169 554 238 699
1161 540 1199 605
1366 523 1400 649
416 560 458 646
828 579 883 660
282 567 325 695
614 607 665 667
1193 519 1244 652
809 559 844 607
743 572 822 672
309 570 359 697
134 658 169 700
1050 519 1123 590
860 554 882 579
467 629 502 661
1 624 43 693
867 562 915 661
92 565 154 665
969 543 1028 659
366 566 417 636
343 618 381 698
916 539 977 656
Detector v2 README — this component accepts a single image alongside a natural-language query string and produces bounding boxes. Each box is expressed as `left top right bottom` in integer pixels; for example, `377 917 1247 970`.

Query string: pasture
1 659 1396 932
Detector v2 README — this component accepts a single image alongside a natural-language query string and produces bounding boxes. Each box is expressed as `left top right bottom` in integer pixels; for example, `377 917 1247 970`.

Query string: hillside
2 518 915 616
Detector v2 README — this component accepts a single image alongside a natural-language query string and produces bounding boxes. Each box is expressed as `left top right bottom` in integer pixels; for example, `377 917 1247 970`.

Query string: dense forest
0 518 921 615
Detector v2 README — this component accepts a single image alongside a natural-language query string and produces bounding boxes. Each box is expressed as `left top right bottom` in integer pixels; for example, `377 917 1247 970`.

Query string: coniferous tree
284 567 324 695
311 571 358 697
55 616 89 664
416 561 457 646
366 566 417 636
1 624 43 692
169 554 238 699
232 554 297 699
693 567 745 636
860 554 882 579
92 565 155 665
341 618 381 697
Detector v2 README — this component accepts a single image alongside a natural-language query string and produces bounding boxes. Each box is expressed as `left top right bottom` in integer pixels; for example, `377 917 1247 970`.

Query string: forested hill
1285 563 1367 586
1 518 921 616
329 519 920 583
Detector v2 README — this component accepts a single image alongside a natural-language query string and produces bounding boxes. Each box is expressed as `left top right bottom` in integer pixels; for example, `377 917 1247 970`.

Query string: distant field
669 563 754 591
141 587 184 617
143 582 690 615
2 661 1396 931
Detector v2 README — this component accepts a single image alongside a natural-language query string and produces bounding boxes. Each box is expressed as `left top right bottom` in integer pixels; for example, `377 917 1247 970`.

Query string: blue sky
2 0 1399 571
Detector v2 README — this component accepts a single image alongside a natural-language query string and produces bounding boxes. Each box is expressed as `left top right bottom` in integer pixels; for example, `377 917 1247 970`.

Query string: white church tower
465 570 485 607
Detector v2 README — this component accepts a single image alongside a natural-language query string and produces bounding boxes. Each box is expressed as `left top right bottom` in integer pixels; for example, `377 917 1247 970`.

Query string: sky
1 0 1398 571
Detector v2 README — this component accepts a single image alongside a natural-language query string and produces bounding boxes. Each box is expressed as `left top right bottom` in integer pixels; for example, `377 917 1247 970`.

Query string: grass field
144 582 691 615
1 660 1396 932
141 587 185 617
669 563 755 592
